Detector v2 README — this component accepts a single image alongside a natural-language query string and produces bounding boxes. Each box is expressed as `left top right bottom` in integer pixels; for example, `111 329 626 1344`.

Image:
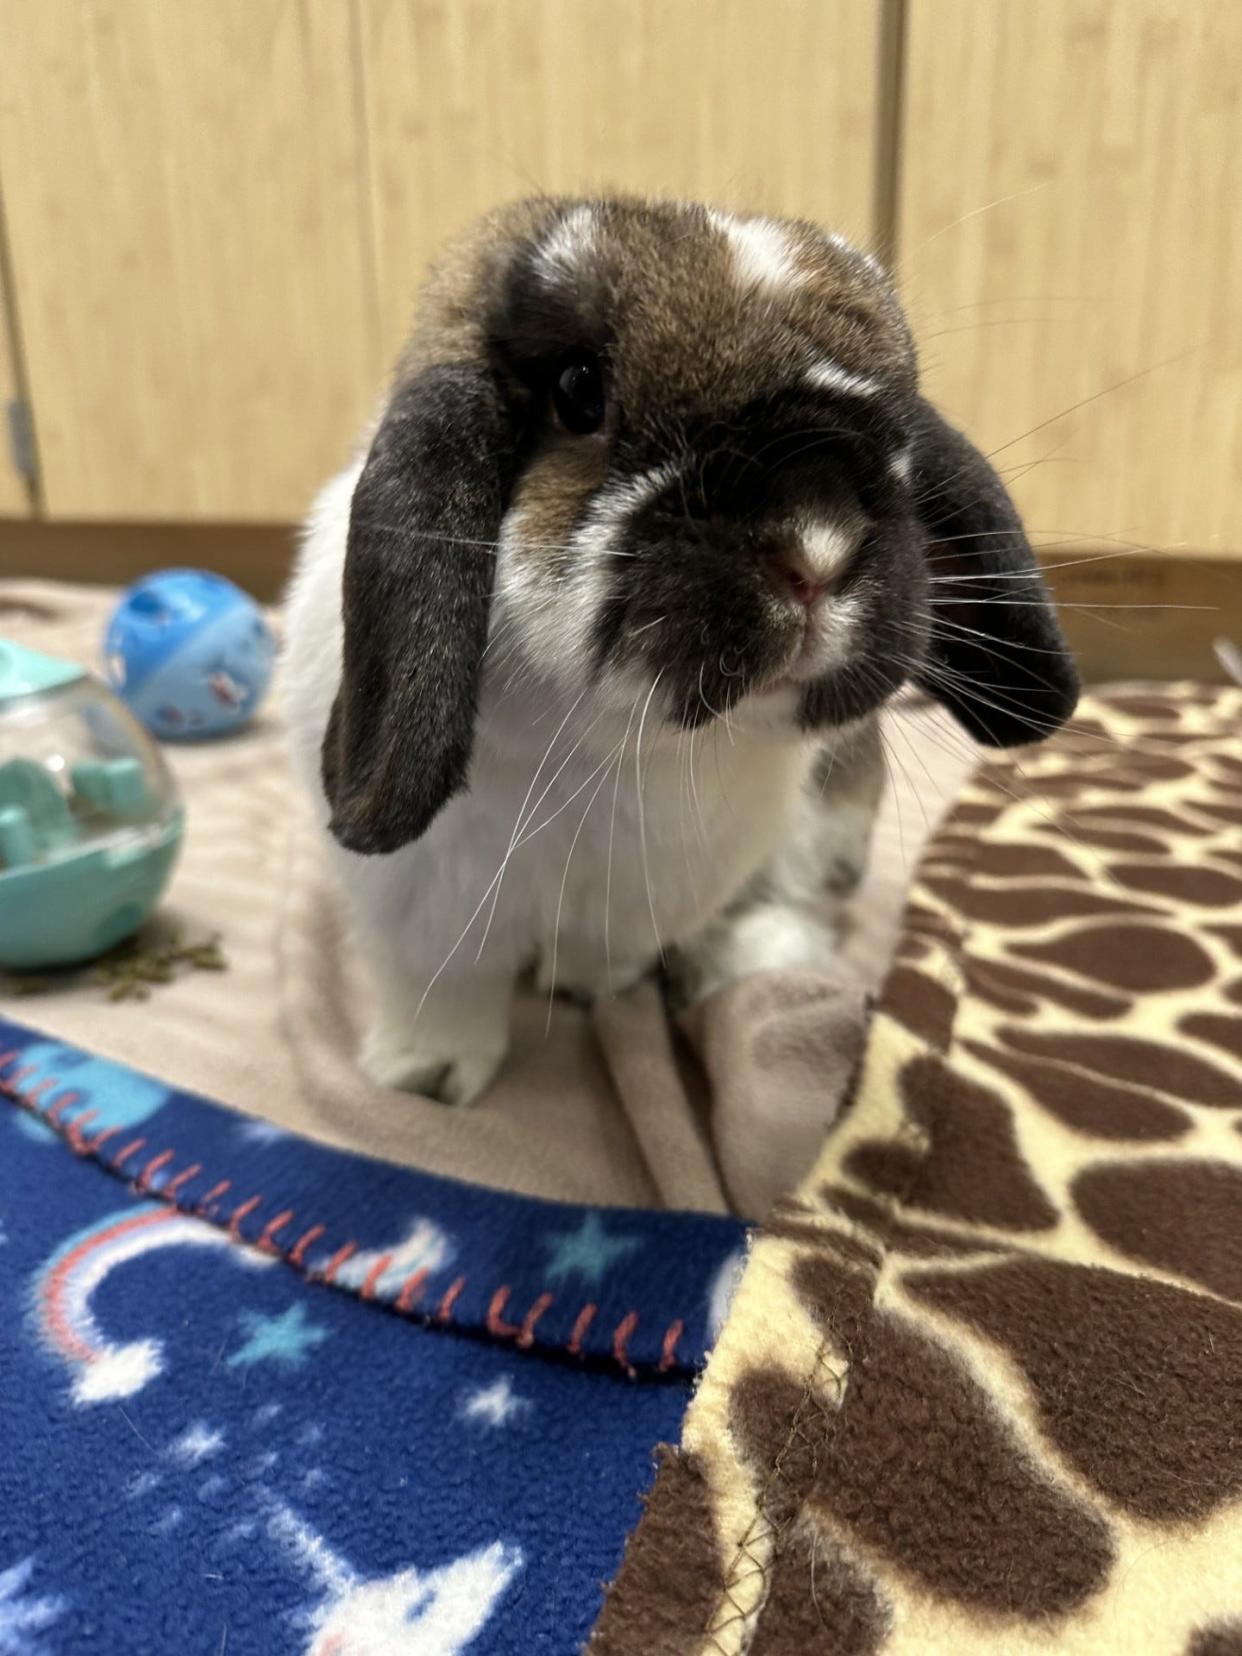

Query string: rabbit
283 195 1078 1104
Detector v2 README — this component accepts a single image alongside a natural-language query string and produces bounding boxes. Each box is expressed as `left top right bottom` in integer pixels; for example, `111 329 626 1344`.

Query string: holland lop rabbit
284 196 1078 1103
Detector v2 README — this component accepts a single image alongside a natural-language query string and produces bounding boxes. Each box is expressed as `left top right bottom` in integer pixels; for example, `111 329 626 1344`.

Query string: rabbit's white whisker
474 687 590 963
634 669 667 965
545 746 624 1033
604 683 646 987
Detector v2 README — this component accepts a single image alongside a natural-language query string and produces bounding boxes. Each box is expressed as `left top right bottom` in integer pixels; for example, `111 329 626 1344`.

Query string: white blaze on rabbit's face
709 209 803 291
889 446 915 482
532 202 599 286
804 359 883 400
797 517 863 586
492 460 682 703
771 513 869 685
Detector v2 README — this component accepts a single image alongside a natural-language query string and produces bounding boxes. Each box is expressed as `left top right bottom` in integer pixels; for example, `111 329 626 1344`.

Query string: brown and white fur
284 197 1077 1104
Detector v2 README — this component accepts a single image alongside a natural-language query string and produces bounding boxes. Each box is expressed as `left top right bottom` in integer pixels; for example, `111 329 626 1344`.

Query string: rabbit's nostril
771 559 831 609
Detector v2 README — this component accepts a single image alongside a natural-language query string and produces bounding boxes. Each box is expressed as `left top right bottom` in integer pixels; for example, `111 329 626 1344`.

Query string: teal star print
542 1214 643 1287
227 1304 331 1368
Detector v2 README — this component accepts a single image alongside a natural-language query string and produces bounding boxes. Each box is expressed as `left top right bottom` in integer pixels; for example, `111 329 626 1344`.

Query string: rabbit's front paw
360 1013 508 1106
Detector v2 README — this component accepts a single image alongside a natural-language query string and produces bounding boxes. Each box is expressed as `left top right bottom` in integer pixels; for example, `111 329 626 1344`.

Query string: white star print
234 1118 287 1144
167 1422 226 1465
458 1377 532 1428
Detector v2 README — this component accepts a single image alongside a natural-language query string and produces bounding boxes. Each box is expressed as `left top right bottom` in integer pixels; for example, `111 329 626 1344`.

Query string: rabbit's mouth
771 594 860 687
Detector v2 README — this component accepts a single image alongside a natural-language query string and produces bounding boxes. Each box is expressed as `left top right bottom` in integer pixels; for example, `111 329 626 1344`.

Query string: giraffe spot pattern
1187 1621 1242 1656
772 1254 1116 1615
1073 1159 1242 1303
881 964 957 1050
1036 822 1167 854
748 1523 890 1656
920 877 1159 927
996 1027 1240 1109
821 1185 1006 1258
846 1055 1058 1231
586 1446 725 1656
1075 804 1211 836
1181 1012 1242 1061
910 1258 1242 1522
962 953 1128 1019
1109 862 1242 907
594 686 1242 1654
963 1038 1190 1141
928 840 1083 881
1012 924 1216 993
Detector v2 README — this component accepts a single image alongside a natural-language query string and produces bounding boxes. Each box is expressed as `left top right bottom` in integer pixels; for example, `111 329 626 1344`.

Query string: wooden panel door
0 0 887 524
358 0 888 364
898 0 1242 556
0 0 381 522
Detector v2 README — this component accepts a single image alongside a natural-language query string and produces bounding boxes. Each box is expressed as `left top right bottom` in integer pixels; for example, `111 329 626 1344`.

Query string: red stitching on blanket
195 1179 232 1214
396 1269 429 1313
46 1089 81 1122
517 1292 554 1350
136 1149 175 1191
64 1109 98 1153
289 1223 326 1267
25 1079 57 1110
113 1137 147 1169
486 1286 520 1339
436 1276 467 1322
164 1162 203 1197
567 1303 597 1355
319 1241 358 1285
487 1287 559 1349
612 1311 640 1377
228 1195 263 1239
0 1054 706 1377
258 1209 295 1253
360 1253 393 1301
658 1319 685 1372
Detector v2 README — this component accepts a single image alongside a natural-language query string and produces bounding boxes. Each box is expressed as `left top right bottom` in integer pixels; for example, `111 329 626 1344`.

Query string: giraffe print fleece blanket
591 684 1242 1656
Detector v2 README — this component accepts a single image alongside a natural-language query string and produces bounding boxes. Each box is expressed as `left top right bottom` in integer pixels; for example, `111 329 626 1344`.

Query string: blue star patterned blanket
0 1015 746 1654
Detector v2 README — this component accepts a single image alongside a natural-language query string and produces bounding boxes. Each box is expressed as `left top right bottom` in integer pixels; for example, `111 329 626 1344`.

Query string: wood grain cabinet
0 0 1238 563
898 0 1242 560
0 1 384 523
0 0 886 523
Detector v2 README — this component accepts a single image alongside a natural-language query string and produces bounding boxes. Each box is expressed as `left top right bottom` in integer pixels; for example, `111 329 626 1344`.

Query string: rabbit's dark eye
552 351 606 435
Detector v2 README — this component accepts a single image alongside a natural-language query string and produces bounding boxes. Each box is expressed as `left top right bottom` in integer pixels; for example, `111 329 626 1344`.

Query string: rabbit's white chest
458 708 818 990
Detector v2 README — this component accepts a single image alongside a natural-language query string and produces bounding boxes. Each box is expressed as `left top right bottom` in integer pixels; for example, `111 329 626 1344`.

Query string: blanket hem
0 1041 706 1381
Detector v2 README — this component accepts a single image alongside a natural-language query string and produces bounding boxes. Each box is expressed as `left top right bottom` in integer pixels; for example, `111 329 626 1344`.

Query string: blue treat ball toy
104 569 275 740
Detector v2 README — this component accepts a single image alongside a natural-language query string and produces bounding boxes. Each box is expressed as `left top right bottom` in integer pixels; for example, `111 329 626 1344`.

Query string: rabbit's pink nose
770 559 831 609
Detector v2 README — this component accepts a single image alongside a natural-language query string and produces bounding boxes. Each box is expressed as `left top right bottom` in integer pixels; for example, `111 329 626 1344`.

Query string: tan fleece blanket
0 579 974 1216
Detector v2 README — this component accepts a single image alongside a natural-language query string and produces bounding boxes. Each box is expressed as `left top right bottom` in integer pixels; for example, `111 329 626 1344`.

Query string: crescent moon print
32 1203 272 1405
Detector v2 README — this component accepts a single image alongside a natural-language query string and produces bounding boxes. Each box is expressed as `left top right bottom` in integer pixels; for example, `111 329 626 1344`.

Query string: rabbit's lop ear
910 397 1079 747
321 363 514 855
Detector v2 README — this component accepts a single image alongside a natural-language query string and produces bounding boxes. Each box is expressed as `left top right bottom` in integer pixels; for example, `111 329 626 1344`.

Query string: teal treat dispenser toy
0 640 184 971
